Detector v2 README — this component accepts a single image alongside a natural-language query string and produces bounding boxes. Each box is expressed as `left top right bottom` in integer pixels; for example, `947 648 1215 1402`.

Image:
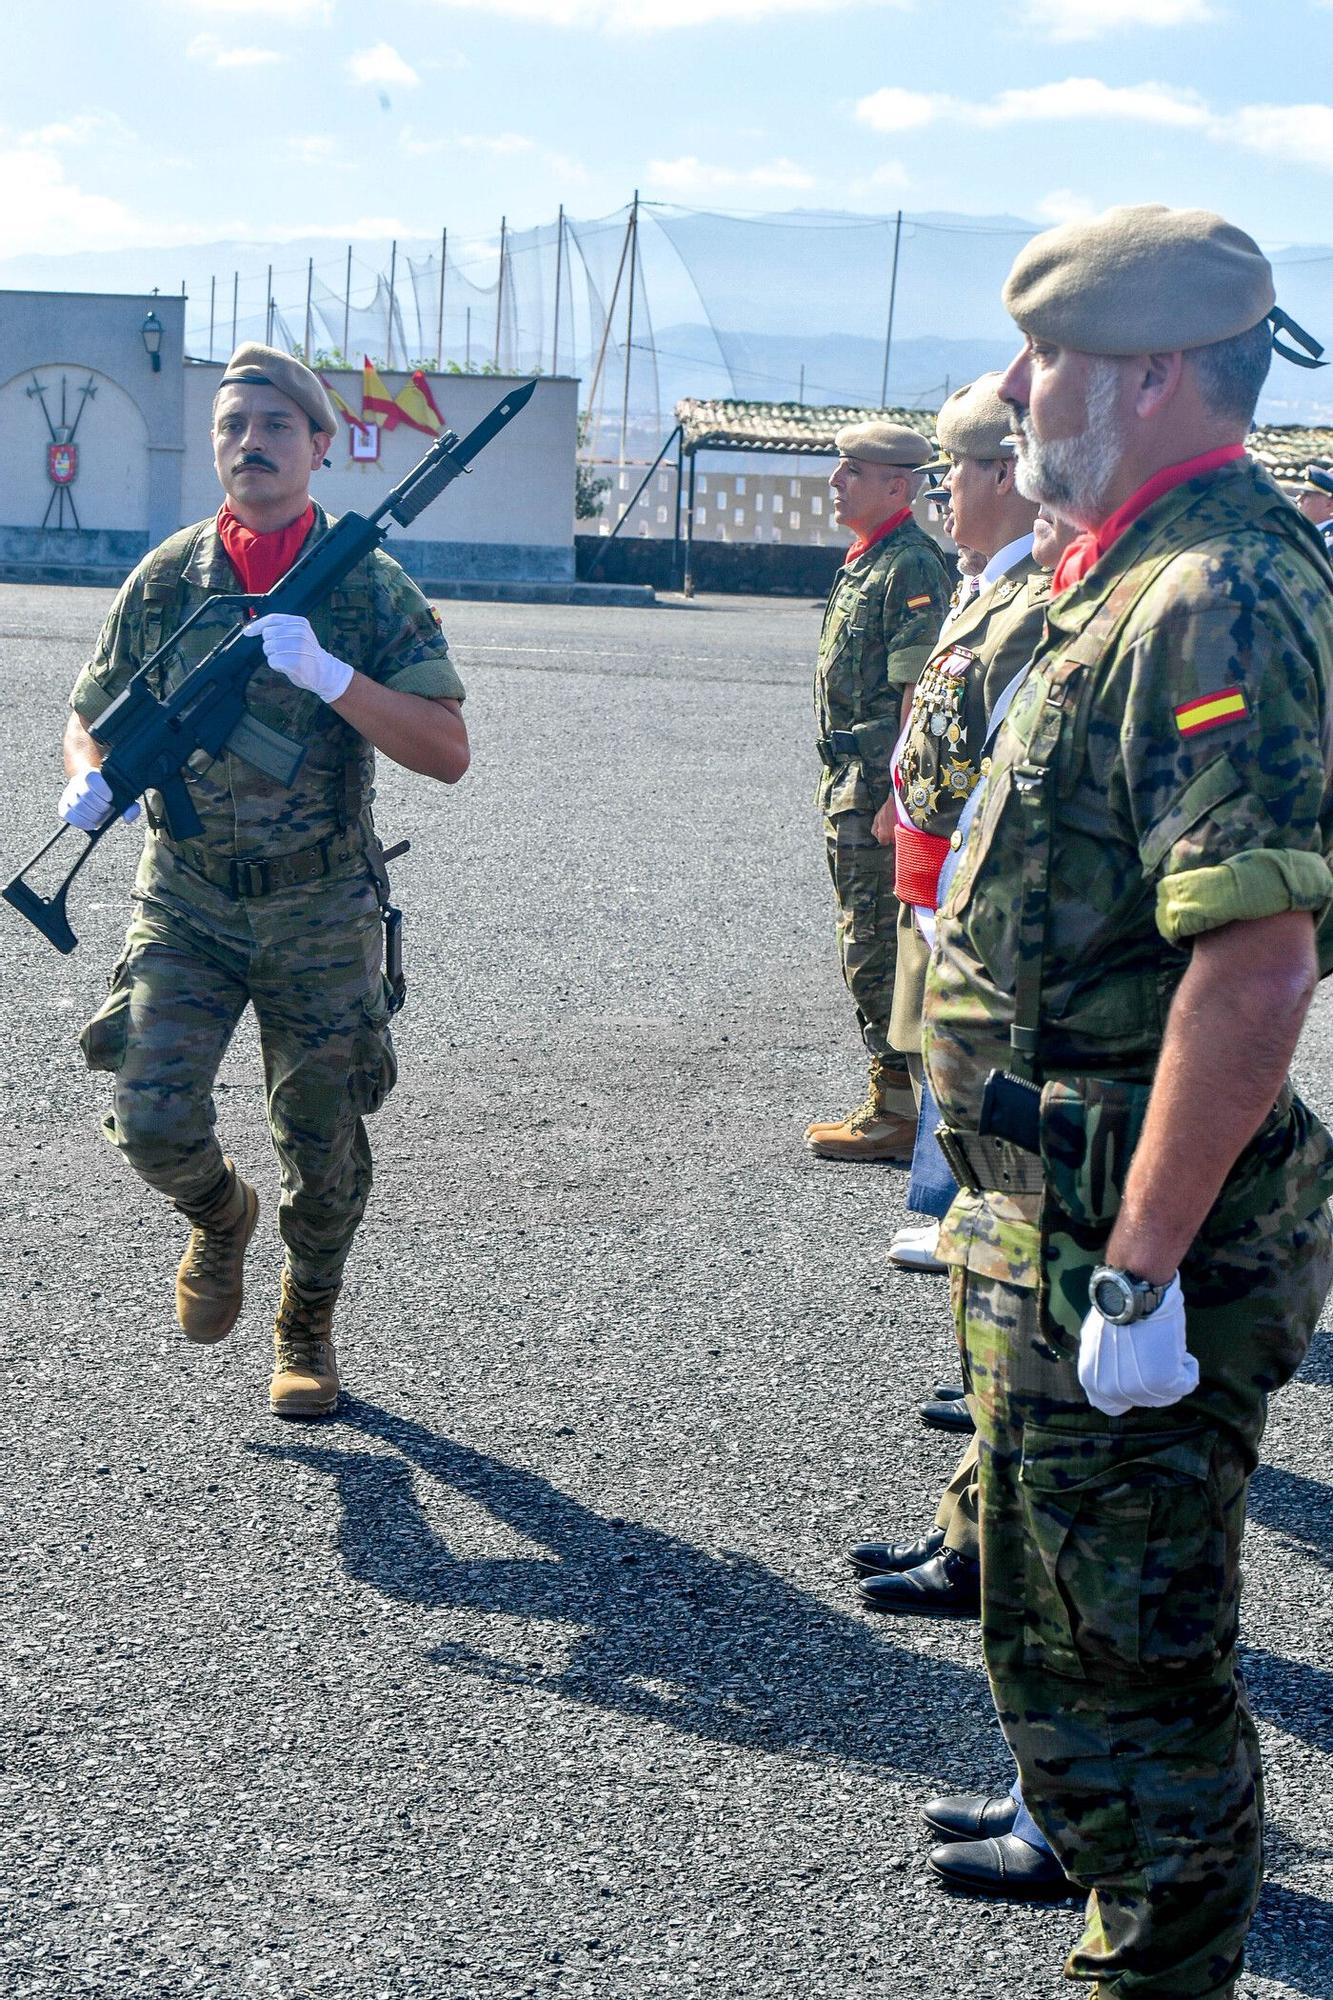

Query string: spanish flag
1173 686 1249 738
362 357 402 429
392 371 446 437
320 375 370 437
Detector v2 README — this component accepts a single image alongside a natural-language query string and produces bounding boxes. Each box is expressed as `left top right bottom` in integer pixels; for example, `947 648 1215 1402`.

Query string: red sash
893 822 952 909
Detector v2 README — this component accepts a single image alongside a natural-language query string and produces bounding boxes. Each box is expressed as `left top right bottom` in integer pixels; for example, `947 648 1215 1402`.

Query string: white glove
1077 1276 1199 1417
251 614 354 704
58 768 140 832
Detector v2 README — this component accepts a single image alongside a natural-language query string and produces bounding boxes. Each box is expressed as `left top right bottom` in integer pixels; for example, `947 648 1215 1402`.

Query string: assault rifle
3 378 537 954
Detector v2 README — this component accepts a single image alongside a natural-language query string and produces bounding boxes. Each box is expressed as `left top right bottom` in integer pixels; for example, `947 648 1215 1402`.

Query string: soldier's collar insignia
1174 685 1249 737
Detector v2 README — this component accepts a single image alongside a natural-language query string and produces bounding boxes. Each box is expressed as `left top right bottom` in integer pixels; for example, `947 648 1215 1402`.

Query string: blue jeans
906 1072 957 1220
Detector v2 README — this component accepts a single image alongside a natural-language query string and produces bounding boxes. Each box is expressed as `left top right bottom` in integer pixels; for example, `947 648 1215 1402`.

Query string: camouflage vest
136 521 382 835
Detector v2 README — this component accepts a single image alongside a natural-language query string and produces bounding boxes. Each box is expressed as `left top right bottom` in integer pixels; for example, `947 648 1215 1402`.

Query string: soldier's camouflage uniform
815 515 951 1097
73 508 463 1293
923 458 1333 1997
887 555 1049 1561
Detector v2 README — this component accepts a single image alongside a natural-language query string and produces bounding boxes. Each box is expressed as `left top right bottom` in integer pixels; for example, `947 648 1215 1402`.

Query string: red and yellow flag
361 357 402 429
320 375 369 437
1173 686 1249 738
392 371 446 437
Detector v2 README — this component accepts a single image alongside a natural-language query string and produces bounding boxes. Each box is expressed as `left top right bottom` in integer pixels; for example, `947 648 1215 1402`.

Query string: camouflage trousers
933 1429 980 1561
823 808 908 1085
79 854 397 1293
954 1199 1333 1998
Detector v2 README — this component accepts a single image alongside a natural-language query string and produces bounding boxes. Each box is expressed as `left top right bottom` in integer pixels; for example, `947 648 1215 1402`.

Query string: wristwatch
1088 1265 1172 1325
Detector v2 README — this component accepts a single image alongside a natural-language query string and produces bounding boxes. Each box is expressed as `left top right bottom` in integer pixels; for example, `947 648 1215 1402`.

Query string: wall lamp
141 311 163 372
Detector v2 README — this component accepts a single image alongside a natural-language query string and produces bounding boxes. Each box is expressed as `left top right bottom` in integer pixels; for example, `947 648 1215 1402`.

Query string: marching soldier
920 206 1333 1984
806 422 952 1161
62 343 469 1418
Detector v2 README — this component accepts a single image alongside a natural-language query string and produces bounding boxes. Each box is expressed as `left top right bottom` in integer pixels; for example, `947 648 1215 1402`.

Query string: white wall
182 364 576 551
0 364 150 531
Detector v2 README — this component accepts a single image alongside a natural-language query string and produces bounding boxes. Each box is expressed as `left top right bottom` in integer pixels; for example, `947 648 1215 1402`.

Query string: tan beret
833 420 933 468
219 341 338 435
1002 204 1275 355
920 374 1016 471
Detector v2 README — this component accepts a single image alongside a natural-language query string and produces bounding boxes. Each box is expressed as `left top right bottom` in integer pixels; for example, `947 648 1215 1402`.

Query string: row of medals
904 652 979 824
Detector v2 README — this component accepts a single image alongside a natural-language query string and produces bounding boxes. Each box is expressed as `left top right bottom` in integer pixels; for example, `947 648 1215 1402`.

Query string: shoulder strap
139 524 208 662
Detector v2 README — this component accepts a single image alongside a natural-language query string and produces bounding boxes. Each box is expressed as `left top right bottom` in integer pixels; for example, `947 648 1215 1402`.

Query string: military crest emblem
48 441 77 486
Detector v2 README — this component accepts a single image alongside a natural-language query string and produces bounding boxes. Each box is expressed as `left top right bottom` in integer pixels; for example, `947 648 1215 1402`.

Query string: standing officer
62 342 469 1419
922 207 1333 1987
806 422 952 1161
1294 461 1333 553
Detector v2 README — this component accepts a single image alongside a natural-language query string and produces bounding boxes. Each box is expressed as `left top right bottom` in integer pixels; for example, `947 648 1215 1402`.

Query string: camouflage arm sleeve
361 551 466 704
1117 595 1333 944
68 565 152 723
882 548 950 689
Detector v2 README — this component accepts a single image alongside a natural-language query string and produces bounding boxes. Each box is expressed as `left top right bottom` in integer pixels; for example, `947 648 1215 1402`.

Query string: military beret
833 420 933 468
919 374 1016 471
1002 204 1276 355
219 341 338 435
1301 463 1333 498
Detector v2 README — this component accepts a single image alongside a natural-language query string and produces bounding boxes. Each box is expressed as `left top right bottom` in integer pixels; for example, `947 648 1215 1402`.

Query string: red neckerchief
217 502 316 596
846 506 911 565
1051 445 1246 597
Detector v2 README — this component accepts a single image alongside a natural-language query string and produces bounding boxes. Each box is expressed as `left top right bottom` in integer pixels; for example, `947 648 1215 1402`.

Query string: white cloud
21 113 132 147
187 32 284 66
346 42 421 88
289 133 337 165
648 154 816 195
854 160 910 192
1034 187 1099 224
1018 0 1215 38
0 146 149 257
1227 102 1333 170
858 75 1212 135
421 0 909 28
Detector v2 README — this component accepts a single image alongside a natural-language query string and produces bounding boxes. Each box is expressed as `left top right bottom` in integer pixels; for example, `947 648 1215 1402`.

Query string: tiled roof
677 399 1333 476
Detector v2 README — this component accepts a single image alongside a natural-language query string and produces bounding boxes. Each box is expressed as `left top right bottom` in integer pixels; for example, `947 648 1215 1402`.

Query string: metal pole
208 276 215 362
304 256 313 361
619 190 639 466
436 227 447 367
466 307 472 370
551 204 564 376
493 216 507 370
386 239 397 369
683 449 698 598
343 245 352 363
798 363 804 405
879 209 903 407
586 423 682 575
671 423 685 589
585 205 634 429
231 271 238 350
265 264 273 344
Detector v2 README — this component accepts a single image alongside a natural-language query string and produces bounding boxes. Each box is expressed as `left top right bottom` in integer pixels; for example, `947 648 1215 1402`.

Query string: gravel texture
0 583 1330 2000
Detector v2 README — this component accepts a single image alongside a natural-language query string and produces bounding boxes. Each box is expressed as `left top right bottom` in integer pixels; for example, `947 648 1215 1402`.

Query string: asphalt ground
1 583 1331 2000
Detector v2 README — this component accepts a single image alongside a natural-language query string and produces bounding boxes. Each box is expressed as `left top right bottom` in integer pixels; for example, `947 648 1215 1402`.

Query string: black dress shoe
931 1383 966 1401
920 1396 975 1433
922 1791 1018 1842
847 1526 946 1578
927 1834 1074 1902
857 1548 981 1617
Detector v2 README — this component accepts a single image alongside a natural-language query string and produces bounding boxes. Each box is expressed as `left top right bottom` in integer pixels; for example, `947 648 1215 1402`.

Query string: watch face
1091 1270 1133 1321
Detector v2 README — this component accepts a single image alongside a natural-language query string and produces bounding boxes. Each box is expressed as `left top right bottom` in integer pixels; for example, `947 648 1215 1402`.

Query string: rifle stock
2 380 535 951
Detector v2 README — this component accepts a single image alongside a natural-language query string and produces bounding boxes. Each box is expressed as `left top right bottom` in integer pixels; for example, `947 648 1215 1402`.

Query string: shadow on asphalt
1247 1882 1333 1997
1249 1465 1333 1580
250 1396 992 1776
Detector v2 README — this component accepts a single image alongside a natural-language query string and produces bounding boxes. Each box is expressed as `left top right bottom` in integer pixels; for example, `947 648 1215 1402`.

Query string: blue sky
6 0 1333 261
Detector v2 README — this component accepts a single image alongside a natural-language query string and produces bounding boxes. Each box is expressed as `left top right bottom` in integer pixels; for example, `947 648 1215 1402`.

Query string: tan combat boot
804 1061 917 1163
269 1274 341 1419
175 1162 261 1343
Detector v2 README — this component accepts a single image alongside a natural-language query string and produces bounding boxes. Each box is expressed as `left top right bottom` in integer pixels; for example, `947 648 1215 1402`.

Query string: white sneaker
887 1221 947 1274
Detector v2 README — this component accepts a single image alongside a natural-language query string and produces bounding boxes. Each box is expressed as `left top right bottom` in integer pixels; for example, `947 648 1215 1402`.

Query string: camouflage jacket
815 515 952 815
925 458 1333 1286
70 507 463 865
896 553 1047 844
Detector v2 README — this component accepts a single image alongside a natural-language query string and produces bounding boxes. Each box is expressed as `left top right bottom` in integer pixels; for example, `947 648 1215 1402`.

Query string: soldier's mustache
235 454 277 471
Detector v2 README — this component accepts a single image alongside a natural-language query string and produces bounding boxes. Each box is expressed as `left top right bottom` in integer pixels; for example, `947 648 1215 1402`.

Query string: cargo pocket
78 955 134 1073
348 980 398 1116
1018 1422 1226 1685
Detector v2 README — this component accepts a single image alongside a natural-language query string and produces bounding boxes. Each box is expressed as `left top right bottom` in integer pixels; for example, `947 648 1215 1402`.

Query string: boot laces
275 1290 333 1374
186 1217 239 1282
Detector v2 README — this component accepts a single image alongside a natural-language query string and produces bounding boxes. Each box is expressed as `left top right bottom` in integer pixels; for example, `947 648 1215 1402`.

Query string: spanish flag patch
907 593 933 610
1173 686 1249 737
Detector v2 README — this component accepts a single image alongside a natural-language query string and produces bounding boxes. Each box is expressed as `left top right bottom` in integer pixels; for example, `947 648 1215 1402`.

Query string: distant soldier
1294 461 1333 553
920 205 1333 1985
806 423 951 1161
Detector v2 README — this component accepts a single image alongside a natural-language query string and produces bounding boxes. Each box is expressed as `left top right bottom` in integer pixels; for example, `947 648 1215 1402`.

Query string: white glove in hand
58 769 140 832
250 613 354 704
1077 1276 1199 1417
